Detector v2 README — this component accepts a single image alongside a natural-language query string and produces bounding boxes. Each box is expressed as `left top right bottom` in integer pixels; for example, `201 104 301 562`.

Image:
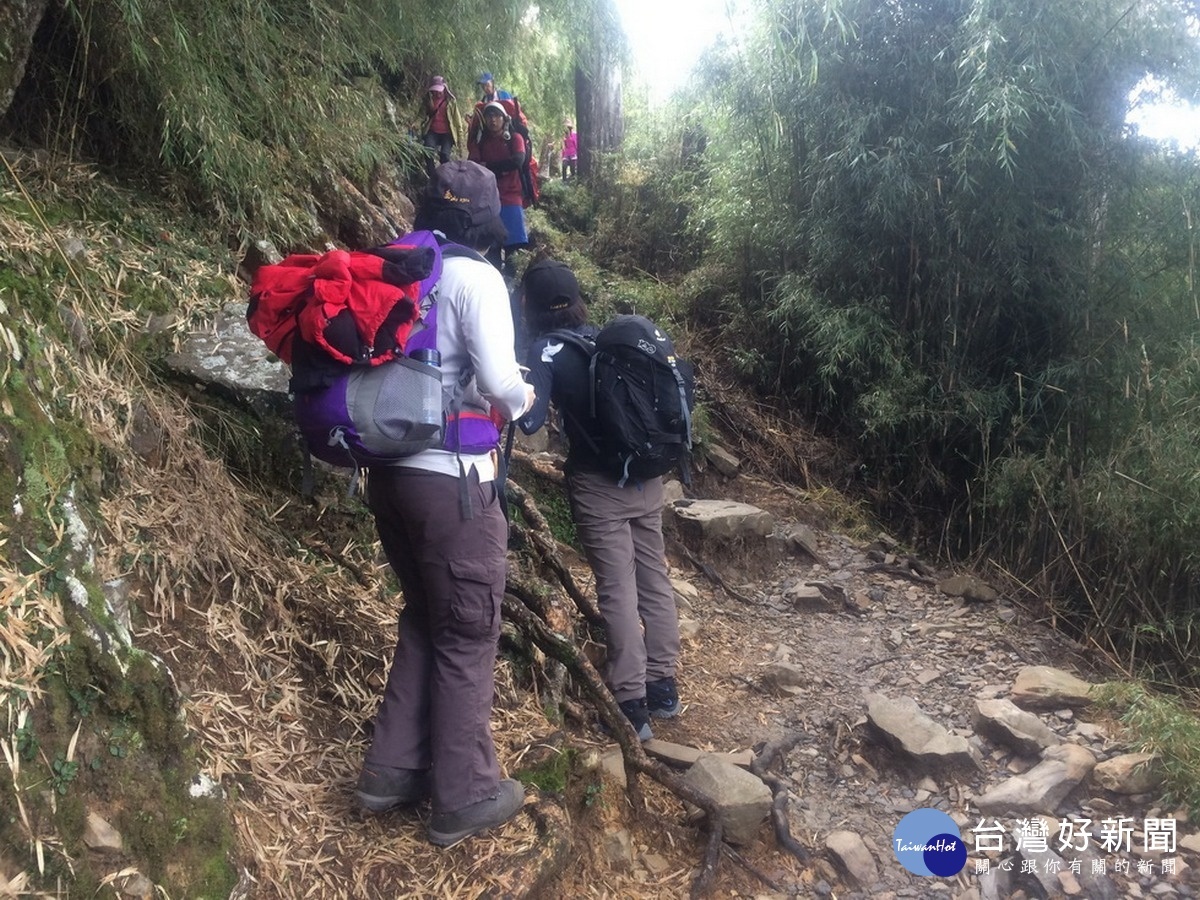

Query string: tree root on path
750 732 812 865
486 796 574 897
502 593 730 897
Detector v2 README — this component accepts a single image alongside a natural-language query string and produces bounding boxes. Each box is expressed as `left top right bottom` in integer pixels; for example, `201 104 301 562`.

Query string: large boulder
669 498 779 579
165 303 290 415
671 499 774 541
972 697 1060 756
1010 665 1097 711
973 743 1096 816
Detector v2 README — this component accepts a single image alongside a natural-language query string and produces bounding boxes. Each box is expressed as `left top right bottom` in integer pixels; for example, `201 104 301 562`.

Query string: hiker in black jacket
517 259 682 741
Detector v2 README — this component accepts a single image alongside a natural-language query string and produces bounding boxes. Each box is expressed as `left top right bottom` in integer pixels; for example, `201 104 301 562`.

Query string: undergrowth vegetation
1095 682 1200 814
636 0 1200 685
0 156 242 895
3 0 587 241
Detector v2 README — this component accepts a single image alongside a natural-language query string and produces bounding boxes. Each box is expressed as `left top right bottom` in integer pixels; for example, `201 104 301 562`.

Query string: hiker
476 71 512 104
467 72 524 138
419 76 462 175
561 121 578 181
355 160 535 846
467 101 528 276
516 259 682 741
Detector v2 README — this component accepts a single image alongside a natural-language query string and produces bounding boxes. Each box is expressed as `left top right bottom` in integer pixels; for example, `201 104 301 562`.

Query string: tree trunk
573 10 624 183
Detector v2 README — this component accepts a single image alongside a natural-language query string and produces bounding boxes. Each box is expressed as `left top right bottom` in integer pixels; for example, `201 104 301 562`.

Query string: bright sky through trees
615 0 1200 148
1128 79 1200 149
614 0 742 104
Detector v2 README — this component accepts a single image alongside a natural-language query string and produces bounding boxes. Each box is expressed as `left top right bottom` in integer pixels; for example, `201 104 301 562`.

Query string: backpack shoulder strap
543 328 595 357
537 328 605 444
440 242 490 265
417 237 500 519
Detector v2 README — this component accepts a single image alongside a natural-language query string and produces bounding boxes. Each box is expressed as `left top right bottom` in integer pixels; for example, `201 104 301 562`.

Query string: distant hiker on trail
419 76 463 176
467 101 528 276
354 160 535 846
516 259 683 742
476 71 512 104
467 71 526 139
561 121 578 181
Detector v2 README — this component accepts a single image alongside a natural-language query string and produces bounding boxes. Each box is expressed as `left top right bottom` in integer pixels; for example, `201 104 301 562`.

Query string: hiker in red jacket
467 101 527 275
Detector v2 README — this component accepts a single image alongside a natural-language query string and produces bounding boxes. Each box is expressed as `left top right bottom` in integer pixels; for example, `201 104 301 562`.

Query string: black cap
422 160 501 227
523 260 580 311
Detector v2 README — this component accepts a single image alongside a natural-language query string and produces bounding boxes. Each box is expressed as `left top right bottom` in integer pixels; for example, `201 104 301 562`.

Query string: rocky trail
604 460 1200 900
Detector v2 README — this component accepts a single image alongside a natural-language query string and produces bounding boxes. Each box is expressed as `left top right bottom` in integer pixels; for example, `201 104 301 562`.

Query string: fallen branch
861 562 936 585
510 447 566 487
722 844 785 892
294 536 372 588
855 654 902 673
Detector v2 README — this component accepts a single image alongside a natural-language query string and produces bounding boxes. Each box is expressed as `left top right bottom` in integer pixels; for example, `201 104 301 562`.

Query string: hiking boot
617 697 654 741
646 677 681 719
428 778 525 847
355 763 431 813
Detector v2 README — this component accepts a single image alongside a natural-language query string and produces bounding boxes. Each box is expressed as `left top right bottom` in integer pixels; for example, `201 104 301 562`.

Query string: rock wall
0 0 48 118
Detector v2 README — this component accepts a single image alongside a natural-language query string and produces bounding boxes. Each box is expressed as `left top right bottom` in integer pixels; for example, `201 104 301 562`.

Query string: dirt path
568 469 1195 899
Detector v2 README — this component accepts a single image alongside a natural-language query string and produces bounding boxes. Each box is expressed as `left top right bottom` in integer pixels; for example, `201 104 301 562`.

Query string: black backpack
552 314 695 486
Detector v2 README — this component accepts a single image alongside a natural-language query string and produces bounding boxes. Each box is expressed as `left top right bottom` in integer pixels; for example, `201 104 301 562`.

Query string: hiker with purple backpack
354 160 534 846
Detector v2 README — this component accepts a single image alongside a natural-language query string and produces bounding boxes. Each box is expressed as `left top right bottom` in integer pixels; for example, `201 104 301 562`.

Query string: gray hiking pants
364 467 506 814
567 470 680 703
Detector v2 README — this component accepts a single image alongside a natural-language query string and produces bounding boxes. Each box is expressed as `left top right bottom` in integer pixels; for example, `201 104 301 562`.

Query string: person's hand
521 384 536 417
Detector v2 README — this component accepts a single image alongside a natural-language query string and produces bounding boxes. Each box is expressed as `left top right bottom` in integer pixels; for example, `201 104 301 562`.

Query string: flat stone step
643 738 754 769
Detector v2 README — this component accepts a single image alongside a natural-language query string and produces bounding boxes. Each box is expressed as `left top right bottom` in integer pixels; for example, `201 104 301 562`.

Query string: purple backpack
292 234 501 469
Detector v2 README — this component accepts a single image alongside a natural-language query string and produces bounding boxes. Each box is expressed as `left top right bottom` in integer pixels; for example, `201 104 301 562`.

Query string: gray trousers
365 467 506 813
567 470 680 703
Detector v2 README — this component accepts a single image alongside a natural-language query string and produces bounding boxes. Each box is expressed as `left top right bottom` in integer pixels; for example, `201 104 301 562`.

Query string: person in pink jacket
561 121 578 181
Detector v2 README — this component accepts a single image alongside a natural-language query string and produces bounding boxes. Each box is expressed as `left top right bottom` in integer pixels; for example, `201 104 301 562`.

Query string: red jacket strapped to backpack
247 244 435 366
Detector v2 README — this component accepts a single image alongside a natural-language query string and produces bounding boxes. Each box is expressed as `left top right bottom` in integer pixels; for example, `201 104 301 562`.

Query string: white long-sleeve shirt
394 254 527 480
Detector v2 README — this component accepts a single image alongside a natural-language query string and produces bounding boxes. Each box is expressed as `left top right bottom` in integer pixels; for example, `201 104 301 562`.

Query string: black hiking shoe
617 697 654 741
355 764 431 813
646 677 680 719
428 778 525 846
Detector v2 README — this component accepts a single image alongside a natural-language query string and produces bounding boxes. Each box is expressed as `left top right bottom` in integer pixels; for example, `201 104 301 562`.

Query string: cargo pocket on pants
447 557 503 635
